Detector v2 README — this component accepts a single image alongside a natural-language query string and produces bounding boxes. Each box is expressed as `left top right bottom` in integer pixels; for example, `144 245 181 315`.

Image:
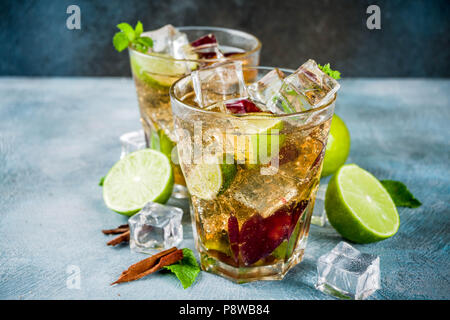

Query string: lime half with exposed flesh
103 149 174 216
325 164 400 243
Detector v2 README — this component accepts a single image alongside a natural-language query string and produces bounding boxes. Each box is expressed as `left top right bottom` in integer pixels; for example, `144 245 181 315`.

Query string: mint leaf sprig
318 63 341 80
113 21 153 53
164 248 200 289
381 180 422 208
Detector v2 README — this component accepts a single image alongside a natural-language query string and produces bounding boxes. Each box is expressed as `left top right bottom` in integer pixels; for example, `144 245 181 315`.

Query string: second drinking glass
128 26 261 196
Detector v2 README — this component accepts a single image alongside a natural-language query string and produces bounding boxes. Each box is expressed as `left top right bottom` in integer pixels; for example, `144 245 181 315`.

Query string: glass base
199 237 309 283
171 184 189 199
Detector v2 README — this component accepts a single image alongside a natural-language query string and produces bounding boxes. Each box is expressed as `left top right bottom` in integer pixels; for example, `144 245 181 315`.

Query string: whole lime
321 114 351 177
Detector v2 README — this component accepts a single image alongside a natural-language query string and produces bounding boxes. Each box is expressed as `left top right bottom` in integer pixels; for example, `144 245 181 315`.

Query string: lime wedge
130 52 187 87
325 164 400 243
230 117 285 165
185 160 237 200
103 149 174 216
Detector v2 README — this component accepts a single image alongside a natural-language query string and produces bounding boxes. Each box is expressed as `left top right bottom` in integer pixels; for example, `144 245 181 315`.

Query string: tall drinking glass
170 66 336 282
128 27 261 196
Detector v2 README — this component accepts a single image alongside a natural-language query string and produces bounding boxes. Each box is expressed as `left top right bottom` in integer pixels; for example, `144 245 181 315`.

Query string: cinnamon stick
107 230 130 246
111 247 183 285
102 224 129 235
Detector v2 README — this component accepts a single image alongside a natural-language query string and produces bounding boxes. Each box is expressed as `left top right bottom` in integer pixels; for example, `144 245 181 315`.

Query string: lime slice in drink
185 159 237 200
325 164 400 243
230 116 285 165
130 52 187 88
103 149 174 216
203 239 232 256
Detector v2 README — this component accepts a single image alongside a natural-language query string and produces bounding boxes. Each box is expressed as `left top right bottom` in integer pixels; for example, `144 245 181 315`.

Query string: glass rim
128 26 262 64
169 65 337 119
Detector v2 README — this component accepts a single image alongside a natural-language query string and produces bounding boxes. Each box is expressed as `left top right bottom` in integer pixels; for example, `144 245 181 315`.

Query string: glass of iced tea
128 26 261 196
170 62 339 282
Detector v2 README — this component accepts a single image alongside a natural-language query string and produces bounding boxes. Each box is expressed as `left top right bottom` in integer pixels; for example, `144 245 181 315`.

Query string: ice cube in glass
316 242 380 300
128 202 183 253
169 31 189 59
119 130 146 159
247 68 285 109
142 24 179 54
191 61 248 107
268 59 340 113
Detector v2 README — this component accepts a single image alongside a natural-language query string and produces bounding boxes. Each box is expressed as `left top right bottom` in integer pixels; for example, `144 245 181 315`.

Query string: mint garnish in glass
318 63 341 80
113 21 153 53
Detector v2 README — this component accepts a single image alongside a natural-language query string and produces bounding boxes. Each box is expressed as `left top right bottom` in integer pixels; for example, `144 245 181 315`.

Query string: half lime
103 149 174 216
325 164 400 243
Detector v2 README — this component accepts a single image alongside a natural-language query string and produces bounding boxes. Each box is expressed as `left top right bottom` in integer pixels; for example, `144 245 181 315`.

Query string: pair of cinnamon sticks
102 224 130 246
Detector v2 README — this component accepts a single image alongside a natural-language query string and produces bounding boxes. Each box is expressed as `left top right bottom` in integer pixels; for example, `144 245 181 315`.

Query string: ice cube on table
119 130 146 159
311 183 328 226
316 242 380 300
128 202 183 253
247 68 285 110
268 59 340 113
191 61 248 108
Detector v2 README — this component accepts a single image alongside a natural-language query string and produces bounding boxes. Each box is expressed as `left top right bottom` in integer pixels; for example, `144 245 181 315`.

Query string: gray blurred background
1 0 449 77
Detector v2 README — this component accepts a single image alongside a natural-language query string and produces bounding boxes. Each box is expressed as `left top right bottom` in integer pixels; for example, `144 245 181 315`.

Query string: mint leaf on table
112 21 153 53
164 248 200 289
318 63 341 80
381 180 422 208
98 176 105 186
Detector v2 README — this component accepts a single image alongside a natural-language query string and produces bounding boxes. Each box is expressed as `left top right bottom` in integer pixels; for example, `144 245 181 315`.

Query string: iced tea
170 62 339 282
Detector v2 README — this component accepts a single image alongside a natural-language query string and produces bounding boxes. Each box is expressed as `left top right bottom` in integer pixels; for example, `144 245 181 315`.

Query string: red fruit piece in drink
239 214 267 265
239 209 292 266
263 208 291 253
226 99 262 114
190 34 217 47
238 200 311 266
228 215 240 263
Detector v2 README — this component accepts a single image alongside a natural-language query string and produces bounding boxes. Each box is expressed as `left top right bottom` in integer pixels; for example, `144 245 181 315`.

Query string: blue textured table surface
0 78 449 300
